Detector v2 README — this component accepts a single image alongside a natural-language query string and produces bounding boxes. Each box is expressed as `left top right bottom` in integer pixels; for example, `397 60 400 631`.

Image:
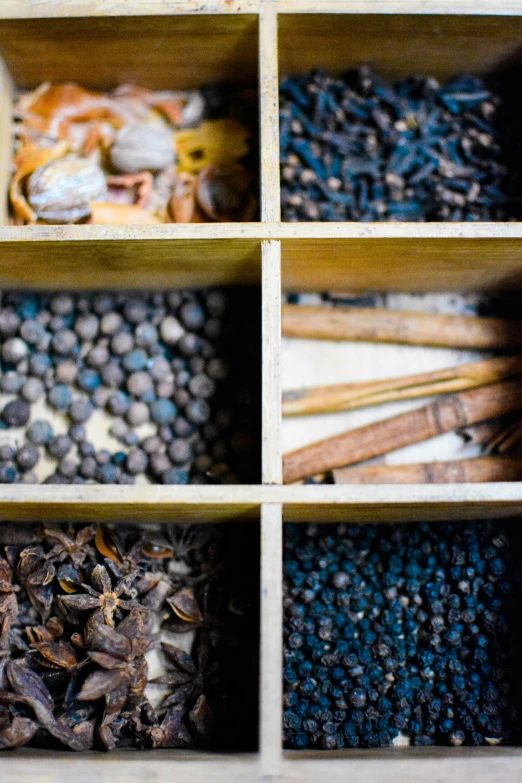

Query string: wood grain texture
0 15 258 90
281 235 522 292
4 226 522 291
278 13 522 80
262 240 283 483
259 2 281 221
0 234 261 288
260 503 283 776
0 484 521 522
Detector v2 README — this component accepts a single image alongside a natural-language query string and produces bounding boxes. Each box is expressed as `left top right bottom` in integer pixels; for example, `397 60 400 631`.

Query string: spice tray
2 2 522 782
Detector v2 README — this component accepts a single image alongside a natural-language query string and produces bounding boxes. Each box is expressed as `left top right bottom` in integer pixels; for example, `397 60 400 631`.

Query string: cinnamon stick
283 354 522 417
282 304 522 350
283 379 522 484
333 456 522 484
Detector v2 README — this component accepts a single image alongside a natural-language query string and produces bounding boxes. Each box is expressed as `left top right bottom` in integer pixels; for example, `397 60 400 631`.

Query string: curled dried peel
9 142 68 222
18 83 129 138
175 119 250 174
89 202 163 225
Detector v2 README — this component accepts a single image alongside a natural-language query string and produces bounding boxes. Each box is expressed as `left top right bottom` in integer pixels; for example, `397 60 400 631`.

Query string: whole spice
0 289 260 485
11 82 257 225
333 455 522 484
0 520 258 752
283 520 522 748
280 68 520 222
283 379 522 483
282 304 522 350
283 354 522 417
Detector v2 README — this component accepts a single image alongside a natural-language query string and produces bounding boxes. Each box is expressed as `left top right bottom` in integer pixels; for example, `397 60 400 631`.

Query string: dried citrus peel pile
10 82 256 225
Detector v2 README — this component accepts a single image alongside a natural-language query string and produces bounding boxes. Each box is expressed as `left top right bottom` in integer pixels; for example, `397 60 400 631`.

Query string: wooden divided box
1 2 522 782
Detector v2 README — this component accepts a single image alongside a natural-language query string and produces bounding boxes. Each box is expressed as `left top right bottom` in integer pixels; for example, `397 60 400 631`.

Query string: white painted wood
260 503 283 776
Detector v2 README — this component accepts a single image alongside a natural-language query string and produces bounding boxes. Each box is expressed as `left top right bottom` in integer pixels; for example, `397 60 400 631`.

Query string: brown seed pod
27 154 107 223
196 164 257 222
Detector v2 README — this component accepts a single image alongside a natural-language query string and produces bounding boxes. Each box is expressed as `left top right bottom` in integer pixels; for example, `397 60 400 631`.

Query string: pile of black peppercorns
0 289 260 484
283 521 522 749
280 67 521 222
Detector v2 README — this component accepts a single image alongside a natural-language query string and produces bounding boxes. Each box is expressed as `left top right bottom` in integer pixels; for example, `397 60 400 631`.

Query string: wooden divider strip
262 239 283 483
259 1 281 222
260 502 283 776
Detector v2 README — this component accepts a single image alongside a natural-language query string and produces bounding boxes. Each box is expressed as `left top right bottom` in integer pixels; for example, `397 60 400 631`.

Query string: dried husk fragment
27 154 107 223
9 141 69 222
110 122 175 174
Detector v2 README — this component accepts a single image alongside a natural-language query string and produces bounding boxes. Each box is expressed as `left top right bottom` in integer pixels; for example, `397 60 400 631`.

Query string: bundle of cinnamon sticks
282 304 522 485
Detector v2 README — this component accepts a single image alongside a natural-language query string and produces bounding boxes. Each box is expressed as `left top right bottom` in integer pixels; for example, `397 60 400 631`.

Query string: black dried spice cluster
280 67 522 222
283 520 522 749
0 521 259 751
0 288 260 485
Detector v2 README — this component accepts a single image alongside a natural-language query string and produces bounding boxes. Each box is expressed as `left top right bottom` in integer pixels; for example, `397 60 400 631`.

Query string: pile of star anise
0 521 259 751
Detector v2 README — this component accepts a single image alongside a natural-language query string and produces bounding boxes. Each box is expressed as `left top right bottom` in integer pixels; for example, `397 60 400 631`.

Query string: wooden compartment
278 13 522 223
0 13 260 225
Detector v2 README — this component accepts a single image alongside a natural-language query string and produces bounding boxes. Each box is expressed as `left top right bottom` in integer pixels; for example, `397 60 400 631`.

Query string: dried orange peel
175 119 250 175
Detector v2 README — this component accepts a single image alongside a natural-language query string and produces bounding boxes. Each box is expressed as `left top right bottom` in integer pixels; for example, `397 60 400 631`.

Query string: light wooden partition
1 2 522 782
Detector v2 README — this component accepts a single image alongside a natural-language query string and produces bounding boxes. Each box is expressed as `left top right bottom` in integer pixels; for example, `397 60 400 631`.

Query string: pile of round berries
0 289 260 484
283 521 522 749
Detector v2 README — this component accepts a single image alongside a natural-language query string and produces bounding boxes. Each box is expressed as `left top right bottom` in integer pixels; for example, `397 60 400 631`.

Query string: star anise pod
149 705 192 749
0 658 92 750
95 526 144 579
42 525 95 569
17 546 55 622
27 620 81 671
0 702 38 749
166 585 216 634
0 557 17 652
78 609 149 749
60 564 141 628
154 631 217 710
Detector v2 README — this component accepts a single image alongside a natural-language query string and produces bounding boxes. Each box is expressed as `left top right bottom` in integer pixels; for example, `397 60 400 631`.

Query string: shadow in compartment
0 519 260 752
283 518 522 750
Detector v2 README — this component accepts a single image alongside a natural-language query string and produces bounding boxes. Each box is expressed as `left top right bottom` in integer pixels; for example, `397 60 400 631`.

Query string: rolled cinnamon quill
283 354 522 417
333 456 522 484
283 379 522 484
282 304 522 350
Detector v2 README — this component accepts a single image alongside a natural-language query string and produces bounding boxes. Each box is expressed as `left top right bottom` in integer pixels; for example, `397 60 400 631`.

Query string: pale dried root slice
89 202 163 224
